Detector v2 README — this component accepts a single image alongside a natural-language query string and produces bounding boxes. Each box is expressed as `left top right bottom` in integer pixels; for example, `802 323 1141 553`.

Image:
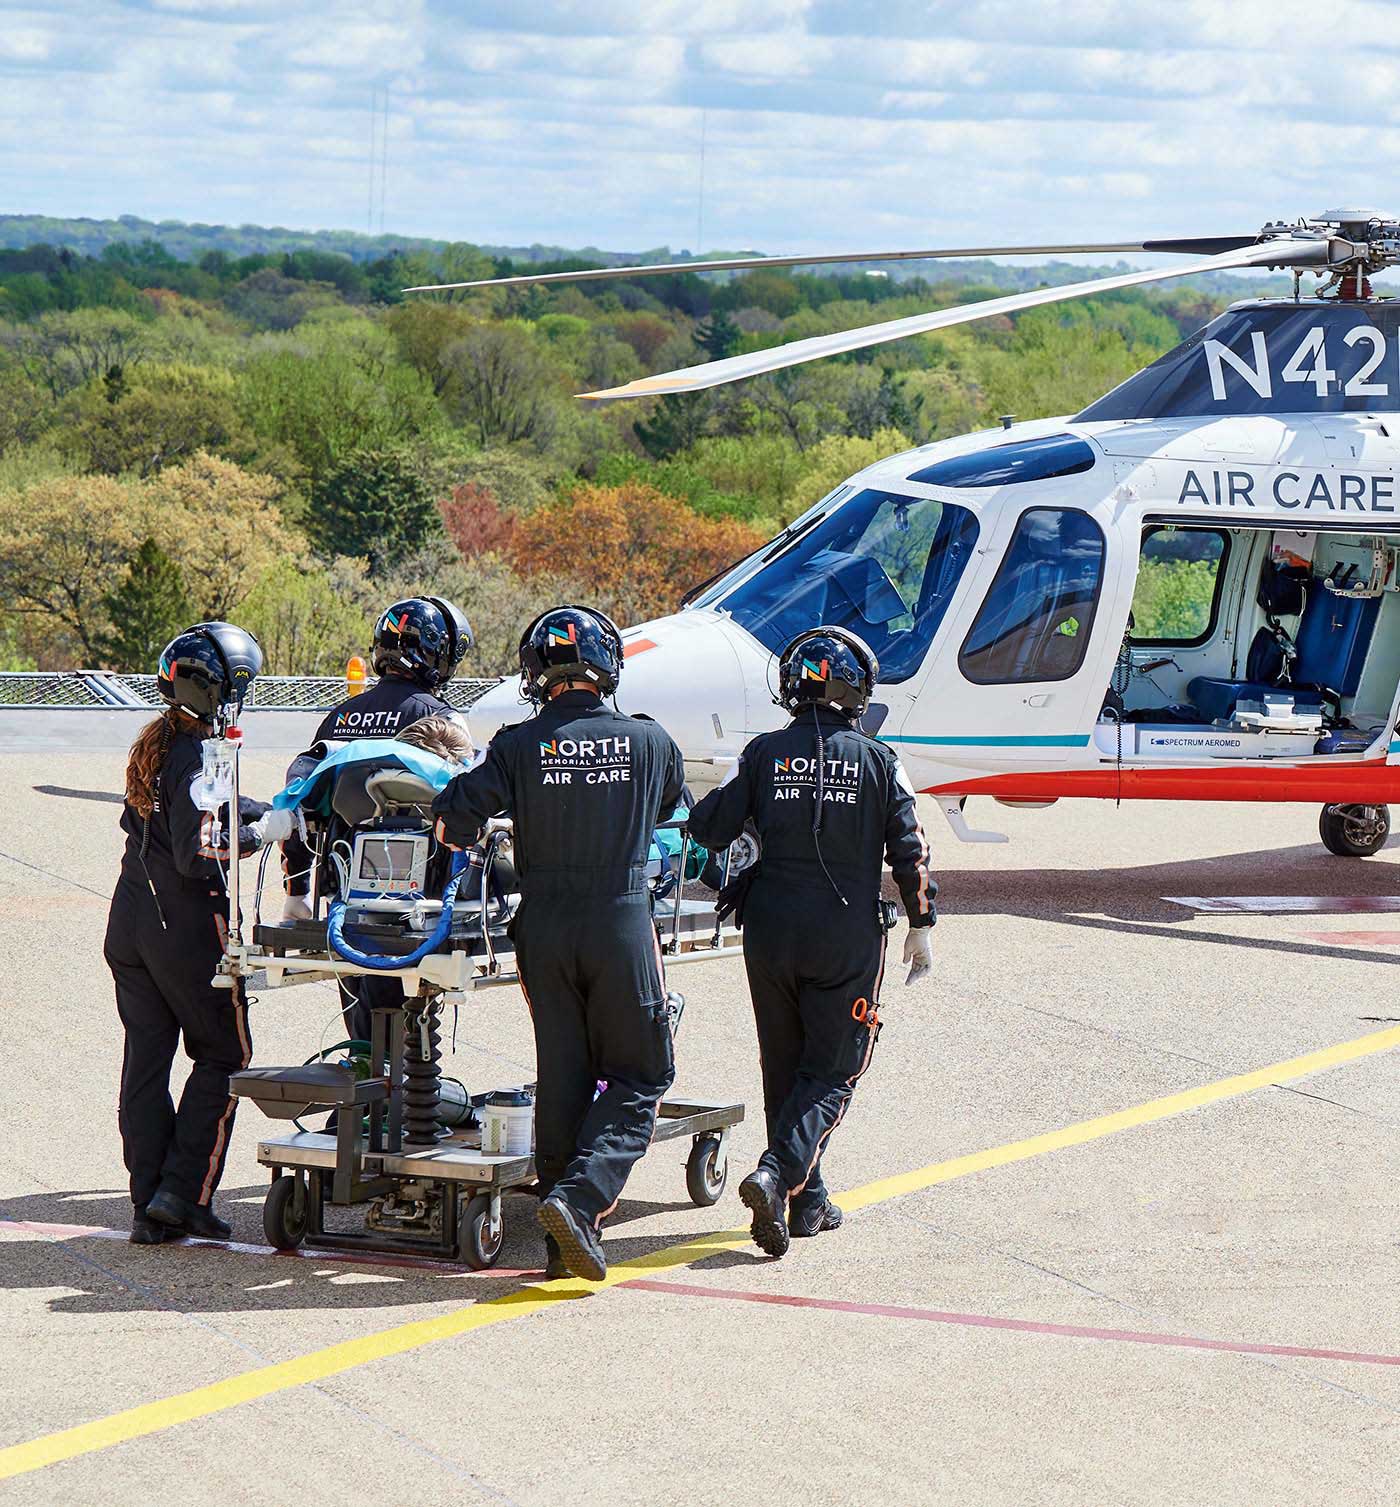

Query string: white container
481 1090 533 1156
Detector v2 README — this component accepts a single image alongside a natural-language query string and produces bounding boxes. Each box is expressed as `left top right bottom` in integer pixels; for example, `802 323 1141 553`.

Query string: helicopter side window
1129 527 1229 647
716 488 979 683
959 508 1106 685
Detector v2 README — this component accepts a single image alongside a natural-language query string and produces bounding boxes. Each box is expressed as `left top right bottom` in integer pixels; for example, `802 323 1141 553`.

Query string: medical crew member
688 626 935 1258
105 623 295 1244
281 596 473 1043
432 606 685 1283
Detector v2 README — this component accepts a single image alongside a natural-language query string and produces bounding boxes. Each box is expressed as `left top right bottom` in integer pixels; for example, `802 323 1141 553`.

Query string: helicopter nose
463 675 527 749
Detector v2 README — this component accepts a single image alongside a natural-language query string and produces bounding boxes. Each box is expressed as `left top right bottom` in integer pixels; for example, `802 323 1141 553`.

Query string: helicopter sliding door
896 503 1122 775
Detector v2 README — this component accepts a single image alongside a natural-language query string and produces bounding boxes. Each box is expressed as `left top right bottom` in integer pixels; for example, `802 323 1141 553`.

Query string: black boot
146 1190 233 1242
536 1195 606 1282
542 1234 569 1281
129 1207 166 1245
790 1199 843 1238
739 1168 790 1258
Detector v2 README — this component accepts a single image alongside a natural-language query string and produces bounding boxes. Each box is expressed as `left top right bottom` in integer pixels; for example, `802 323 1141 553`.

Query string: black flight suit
688 706 935 1220
433 691 685 1227
283 672 455 1042
104 730 268 1214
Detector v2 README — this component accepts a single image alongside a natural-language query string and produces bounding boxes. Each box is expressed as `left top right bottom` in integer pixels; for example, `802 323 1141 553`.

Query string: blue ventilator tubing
327 849 470 971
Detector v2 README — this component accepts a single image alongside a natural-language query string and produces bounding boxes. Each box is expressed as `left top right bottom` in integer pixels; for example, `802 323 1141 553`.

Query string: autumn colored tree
0 473 149 661
439 482 518 561
510 483 764 622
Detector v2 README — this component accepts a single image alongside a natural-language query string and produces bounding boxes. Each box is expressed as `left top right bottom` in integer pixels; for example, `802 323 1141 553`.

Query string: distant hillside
0 212 1285 295
0 212 733 270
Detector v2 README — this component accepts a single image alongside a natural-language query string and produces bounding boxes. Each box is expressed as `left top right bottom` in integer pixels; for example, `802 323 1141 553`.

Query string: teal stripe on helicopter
879 734 1092 748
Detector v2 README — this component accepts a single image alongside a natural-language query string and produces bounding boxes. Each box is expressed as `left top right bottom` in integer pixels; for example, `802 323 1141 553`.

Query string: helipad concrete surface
5 736 1400 1504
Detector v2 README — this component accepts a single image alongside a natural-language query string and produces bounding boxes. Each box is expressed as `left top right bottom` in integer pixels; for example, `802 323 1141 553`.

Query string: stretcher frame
212 717 747 1266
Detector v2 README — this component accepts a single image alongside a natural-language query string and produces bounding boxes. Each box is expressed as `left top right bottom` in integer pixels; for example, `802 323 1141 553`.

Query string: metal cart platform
250 1097 743 1269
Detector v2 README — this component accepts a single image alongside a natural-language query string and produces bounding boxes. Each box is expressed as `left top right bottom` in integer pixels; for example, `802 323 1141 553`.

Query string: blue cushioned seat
1188 581 1379 723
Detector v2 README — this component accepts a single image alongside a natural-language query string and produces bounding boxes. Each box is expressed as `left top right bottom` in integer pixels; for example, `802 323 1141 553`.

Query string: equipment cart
210 743 747 1269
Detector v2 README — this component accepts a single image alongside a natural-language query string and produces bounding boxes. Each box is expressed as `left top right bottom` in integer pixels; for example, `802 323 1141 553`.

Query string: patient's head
396 715 475 766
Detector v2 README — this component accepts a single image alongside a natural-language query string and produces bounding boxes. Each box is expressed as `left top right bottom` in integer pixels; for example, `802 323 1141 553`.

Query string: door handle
1024 693 1053 708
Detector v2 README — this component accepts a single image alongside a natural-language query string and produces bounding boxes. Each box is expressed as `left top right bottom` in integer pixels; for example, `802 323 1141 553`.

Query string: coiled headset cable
811 704 848 908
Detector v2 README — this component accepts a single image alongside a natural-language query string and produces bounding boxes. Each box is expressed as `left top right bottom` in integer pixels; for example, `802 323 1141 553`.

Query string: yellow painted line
5 1021 1400 1482
838 1023 1400 1214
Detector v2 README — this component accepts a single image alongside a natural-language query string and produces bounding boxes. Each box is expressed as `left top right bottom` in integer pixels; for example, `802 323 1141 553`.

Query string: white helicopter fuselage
468 298 1400 843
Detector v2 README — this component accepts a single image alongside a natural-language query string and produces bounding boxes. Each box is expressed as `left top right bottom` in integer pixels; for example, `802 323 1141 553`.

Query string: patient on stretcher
278 715 508 922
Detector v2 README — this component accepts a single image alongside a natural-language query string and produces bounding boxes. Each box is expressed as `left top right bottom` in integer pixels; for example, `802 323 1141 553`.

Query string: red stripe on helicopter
623 638 658 658
925 757 1400 803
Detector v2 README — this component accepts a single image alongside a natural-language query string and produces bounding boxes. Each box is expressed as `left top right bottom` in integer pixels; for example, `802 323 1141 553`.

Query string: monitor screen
358 838 420 882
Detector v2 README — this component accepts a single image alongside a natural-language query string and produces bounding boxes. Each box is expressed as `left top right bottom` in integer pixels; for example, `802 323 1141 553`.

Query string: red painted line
622 638 657 659
1296 930 1400 946
621 1279 1400 1370
0 1218 532 1278
1165 896 1400 915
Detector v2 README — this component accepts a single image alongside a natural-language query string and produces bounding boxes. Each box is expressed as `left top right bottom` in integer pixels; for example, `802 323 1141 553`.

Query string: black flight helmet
156 621 264 719
776 626 879 718
372 597 474 688
518 605 624 703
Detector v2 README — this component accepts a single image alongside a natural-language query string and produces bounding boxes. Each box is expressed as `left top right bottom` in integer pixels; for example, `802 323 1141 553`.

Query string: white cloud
2 0 1399 255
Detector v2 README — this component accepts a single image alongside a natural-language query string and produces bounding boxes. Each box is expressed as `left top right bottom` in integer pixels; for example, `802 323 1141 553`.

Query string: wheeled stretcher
209 730 746 1268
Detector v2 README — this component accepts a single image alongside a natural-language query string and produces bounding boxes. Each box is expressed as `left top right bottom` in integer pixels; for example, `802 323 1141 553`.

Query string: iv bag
192 737 236 813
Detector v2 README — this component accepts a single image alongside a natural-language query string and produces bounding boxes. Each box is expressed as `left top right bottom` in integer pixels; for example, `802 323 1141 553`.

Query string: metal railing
0 672 501 711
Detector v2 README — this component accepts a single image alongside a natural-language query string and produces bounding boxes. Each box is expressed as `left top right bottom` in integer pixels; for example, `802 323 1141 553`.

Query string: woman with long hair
105 623 292 1244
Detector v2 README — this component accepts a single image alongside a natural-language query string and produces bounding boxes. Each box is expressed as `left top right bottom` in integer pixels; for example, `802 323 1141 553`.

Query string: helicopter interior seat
1186 570 1381 725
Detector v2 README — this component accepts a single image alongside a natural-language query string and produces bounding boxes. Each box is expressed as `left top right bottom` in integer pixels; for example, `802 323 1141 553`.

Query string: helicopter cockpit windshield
709 488 979 682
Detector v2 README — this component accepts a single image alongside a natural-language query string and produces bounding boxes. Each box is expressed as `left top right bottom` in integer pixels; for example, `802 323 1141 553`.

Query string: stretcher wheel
460 1192 503 1270
1319 803 1390 856
263 1173 308 1251
686 1135 727 1206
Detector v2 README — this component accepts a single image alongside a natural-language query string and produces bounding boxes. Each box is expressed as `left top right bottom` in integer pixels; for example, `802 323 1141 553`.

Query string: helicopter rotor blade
402 239 1260 294
577 237 1331 403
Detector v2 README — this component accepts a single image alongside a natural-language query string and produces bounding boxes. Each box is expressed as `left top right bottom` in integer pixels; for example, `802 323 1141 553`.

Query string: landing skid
937 796 1008 845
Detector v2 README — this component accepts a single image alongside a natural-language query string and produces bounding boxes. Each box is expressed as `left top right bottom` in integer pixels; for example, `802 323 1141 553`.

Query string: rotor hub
1258 211 1400 278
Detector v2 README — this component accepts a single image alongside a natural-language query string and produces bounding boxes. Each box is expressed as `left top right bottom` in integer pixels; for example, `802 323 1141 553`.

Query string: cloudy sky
3 0 1400 255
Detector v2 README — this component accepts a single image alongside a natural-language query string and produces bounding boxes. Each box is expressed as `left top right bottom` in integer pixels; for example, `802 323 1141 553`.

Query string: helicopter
411 212 1400 859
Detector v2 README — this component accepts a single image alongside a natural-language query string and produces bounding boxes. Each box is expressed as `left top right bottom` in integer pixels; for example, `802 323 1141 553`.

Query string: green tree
693 311 741 361
153 451 296 619
779 428 912 523
57 362 250 477
635 393 711 459
239 554 376 675
307 449 442 574
0 308 150 399
239 325 443 482
99 537 192 670
441 323 570 447
0 367 48 455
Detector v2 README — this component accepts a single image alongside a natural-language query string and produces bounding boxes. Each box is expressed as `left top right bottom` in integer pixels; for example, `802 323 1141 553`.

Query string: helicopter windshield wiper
681 511 829 609
760 510 828 563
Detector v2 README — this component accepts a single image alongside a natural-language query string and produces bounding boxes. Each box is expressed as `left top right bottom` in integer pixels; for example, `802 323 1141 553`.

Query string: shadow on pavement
912 841 1400 966
33 784 123 805
0 1187 735 1315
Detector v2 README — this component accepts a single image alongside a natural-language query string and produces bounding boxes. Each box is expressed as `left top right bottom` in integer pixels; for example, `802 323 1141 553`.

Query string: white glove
252 807 296 846
902 926 934 986
281 894 313 924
